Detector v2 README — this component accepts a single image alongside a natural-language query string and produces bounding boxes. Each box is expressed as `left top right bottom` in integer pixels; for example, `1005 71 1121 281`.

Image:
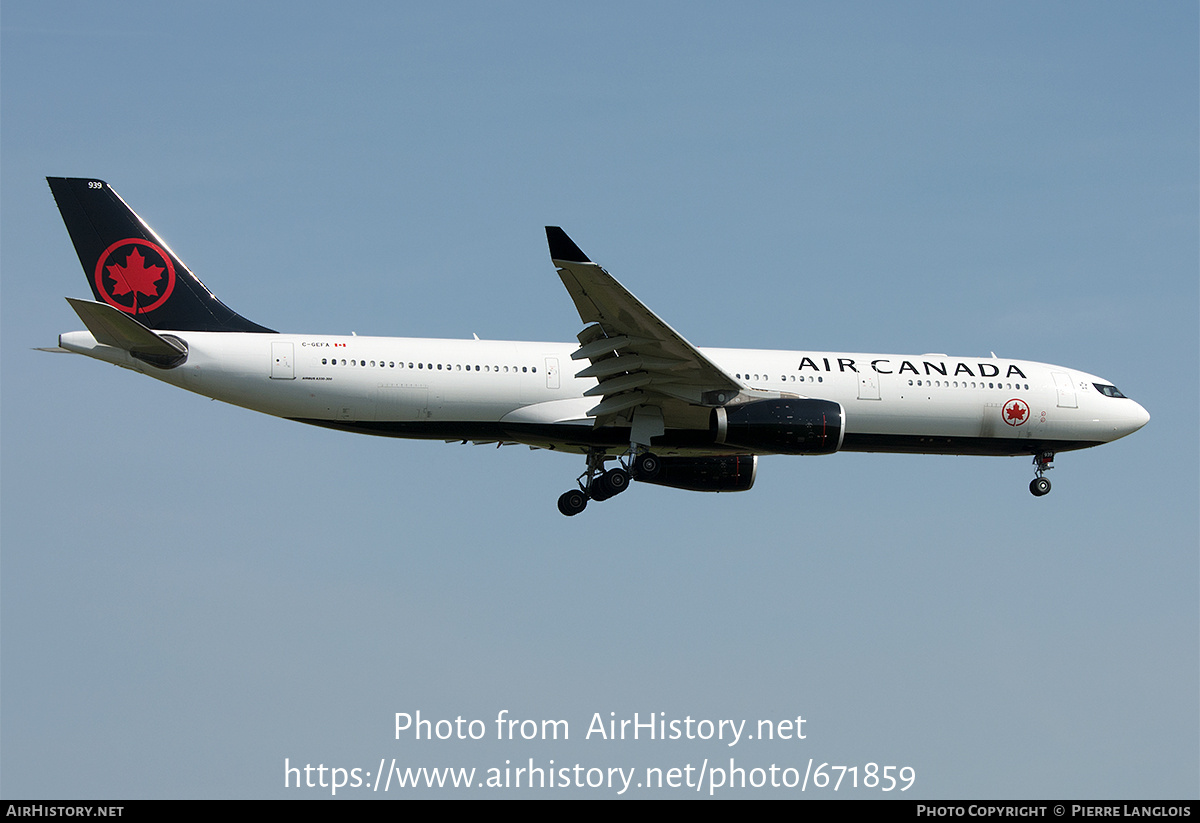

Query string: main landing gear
1029 451 1054 497
556 448 661 516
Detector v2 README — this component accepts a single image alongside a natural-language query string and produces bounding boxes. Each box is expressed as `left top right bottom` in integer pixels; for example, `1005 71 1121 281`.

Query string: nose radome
1132 401 1150 430
1112 401 1150 440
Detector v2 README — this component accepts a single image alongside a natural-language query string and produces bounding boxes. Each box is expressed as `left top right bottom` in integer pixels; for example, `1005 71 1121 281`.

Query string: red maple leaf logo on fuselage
106 247 163 298
1004 400 1029 425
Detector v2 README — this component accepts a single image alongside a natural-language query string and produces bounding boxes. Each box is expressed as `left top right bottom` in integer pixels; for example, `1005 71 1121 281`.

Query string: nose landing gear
1029 452 1054 497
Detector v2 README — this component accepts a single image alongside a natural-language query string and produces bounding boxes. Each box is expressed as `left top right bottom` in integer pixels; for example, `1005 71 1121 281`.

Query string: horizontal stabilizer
66 297 188 367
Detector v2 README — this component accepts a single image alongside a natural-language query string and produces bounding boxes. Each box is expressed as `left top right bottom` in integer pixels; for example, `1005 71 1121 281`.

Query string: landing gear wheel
1029 452 1054 497
603 468 630 495
591 468 629 501
557 489 588 516
634 453 661 481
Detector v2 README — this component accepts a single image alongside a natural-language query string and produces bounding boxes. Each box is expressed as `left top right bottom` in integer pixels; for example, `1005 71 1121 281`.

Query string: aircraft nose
1111 400 1150 439
1131 401 1150 430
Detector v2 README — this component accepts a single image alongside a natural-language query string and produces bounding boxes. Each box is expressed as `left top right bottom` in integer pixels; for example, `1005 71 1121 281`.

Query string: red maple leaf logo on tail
106 247 163 298
93 239 176 315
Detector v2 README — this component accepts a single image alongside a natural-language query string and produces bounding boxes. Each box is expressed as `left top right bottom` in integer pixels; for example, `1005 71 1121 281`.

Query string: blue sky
2 1 1196 798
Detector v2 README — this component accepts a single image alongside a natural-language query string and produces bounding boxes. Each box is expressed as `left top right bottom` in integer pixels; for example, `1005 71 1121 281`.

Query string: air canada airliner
44 177 1150 515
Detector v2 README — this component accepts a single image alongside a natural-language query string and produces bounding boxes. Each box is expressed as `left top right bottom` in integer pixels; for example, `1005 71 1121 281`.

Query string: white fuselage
58 329 1150 458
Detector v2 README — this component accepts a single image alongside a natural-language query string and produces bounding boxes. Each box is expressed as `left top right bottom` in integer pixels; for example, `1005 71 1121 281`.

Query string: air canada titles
795 356 1027 378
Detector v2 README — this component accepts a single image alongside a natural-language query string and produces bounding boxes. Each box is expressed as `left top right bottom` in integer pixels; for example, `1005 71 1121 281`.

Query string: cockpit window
1094 383 1128 398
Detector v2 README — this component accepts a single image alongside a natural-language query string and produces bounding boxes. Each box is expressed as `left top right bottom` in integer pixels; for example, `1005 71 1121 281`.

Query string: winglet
546 227 591 263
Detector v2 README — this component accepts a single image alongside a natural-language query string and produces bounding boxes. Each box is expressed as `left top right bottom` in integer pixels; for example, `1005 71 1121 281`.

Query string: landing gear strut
555 447 660 516
556 449 626 516
1029 451 1054 497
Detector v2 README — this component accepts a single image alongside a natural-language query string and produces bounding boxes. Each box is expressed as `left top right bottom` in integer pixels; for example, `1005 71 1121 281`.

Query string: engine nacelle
637 455 757 492
711 398 844 455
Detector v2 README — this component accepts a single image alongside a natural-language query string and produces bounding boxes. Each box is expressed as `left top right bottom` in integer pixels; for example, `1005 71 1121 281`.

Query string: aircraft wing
547 227 743 429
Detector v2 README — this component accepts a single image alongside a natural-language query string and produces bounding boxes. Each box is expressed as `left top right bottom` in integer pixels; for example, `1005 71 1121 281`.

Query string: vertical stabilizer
47 177 275 333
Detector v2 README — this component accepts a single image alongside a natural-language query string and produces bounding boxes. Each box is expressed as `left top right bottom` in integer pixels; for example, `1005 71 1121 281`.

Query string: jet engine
711 398 844 455
636 455 758 492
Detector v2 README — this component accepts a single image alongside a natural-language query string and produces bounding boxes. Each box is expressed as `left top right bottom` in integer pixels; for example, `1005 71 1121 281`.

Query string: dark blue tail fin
47 177 274 333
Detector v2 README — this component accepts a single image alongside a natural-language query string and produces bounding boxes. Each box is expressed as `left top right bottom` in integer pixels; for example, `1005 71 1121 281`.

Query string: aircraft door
857 372 880 400
270 342 294 379
1052 371 1077 408
545 357 560 390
